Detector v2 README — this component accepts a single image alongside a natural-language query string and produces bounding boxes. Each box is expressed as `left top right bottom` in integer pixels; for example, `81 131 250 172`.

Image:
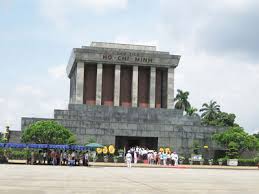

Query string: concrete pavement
0 164 259 193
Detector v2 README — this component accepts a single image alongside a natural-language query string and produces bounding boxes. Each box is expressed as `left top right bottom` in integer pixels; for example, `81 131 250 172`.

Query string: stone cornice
67 45 181 77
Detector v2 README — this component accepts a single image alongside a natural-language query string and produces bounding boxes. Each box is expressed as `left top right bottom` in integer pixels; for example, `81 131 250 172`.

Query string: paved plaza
0 164 258 194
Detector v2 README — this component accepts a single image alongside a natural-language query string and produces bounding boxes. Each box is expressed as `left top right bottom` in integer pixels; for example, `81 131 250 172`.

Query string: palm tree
174 89 191 111
200 100 221 121
186 107 198 116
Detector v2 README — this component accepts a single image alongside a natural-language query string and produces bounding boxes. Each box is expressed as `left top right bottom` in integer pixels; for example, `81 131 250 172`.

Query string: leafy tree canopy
186 107 198 116
253 132 259 139
0 132 5 143
202 111 238 127
21 121 76 144
200 100 220 121
174 89 191 111
213 126 259 157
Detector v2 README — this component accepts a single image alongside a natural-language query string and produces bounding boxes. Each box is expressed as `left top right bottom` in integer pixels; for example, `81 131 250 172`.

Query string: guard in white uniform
171 152 179 166
126 151 132 168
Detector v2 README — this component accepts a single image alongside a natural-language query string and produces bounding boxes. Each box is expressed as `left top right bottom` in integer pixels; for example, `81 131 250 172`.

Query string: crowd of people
126 146 179 168
29 150 90 166
27 146 178 168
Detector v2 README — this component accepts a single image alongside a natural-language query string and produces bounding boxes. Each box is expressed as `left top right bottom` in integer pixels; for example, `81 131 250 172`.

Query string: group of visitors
27 146 178 168
29 150 89 166
126 146 179 167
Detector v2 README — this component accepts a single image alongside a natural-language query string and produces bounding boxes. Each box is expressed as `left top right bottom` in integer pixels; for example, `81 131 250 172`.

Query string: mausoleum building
68 42 178 109
20 42 224 157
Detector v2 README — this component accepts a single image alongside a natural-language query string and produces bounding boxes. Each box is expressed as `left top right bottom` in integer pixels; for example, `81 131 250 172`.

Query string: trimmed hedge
217 157 259 166
238 158 259 166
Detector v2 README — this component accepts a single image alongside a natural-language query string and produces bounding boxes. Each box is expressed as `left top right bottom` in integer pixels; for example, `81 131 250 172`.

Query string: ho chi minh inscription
103 54 153 64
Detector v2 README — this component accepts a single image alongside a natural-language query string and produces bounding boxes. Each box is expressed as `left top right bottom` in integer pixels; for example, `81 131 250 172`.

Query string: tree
253 132 259 139
21 121 76 144
192 141 201 155
213 126 259 157
0 132 5 143
226 141 239 159
174 89 191 111
186 107 198 116
202 111 237 127
200 100 220 121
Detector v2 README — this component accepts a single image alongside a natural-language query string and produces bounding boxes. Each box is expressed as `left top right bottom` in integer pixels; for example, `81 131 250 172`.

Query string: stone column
149 67 156 108
167 67 175 109
132 66 138 107
96 63 103 105
114 65 121 106
75 61 84 104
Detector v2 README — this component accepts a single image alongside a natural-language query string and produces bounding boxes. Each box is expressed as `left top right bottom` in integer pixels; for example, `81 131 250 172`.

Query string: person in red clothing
56 151 61 165
51 150 57 165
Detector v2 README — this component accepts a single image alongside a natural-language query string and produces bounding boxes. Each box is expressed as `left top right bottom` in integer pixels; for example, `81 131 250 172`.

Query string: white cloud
15 85 43 96
1 0 259 135
0 97 4 103
39 0 128 27
0 73 69 131
157 0 259 133
48 65 67 79
252 129 259 135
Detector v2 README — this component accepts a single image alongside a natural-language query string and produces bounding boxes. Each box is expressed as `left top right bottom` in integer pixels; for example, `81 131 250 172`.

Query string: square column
132 66 138 107
114 65 121 106
167 67 175 109
149 67 156 108
96 63 103 105
75 61 84 104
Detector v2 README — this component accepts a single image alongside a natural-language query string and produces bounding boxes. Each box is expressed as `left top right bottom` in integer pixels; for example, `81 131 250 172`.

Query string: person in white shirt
134 151 138 164
153 152 157 165
174 152 179 165
126 151 132 168
43 151 47 164
171 152 179 166
159 152 163 165
162 152 167 165
63 151 67 165
84 152 89 166
149 152 154 165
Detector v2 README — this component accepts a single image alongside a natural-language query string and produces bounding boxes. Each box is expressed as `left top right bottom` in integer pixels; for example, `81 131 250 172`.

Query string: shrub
0 149 8 163
238 158 259 166
217 158 228 165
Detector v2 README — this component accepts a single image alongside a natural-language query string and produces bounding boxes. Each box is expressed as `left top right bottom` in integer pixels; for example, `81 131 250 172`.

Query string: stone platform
21 104 224 157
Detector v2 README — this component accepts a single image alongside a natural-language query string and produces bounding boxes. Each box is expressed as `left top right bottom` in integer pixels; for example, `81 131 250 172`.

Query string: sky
0 0 258 134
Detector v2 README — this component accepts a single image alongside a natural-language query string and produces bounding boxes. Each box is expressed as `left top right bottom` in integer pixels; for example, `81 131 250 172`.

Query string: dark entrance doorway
115 136 158 151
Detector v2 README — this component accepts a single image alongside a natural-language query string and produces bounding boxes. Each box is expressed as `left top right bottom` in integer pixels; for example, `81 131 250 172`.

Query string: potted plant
218 158 223 166
113 156 118 163
226 142 239 166
208 159 213 165
179 156 185 165
118 149 124 157
91 151 97 162
104 155 109 163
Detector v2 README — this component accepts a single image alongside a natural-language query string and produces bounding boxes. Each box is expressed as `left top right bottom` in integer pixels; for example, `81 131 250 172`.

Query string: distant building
18 42 224 157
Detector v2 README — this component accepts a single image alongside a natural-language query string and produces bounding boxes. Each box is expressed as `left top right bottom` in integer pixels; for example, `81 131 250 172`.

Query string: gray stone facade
8 131 22 143
21 104 224 157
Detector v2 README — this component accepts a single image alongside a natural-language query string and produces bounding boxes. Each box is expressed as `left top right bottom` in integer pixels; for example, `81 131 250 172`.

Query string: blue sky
0 0 259 134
